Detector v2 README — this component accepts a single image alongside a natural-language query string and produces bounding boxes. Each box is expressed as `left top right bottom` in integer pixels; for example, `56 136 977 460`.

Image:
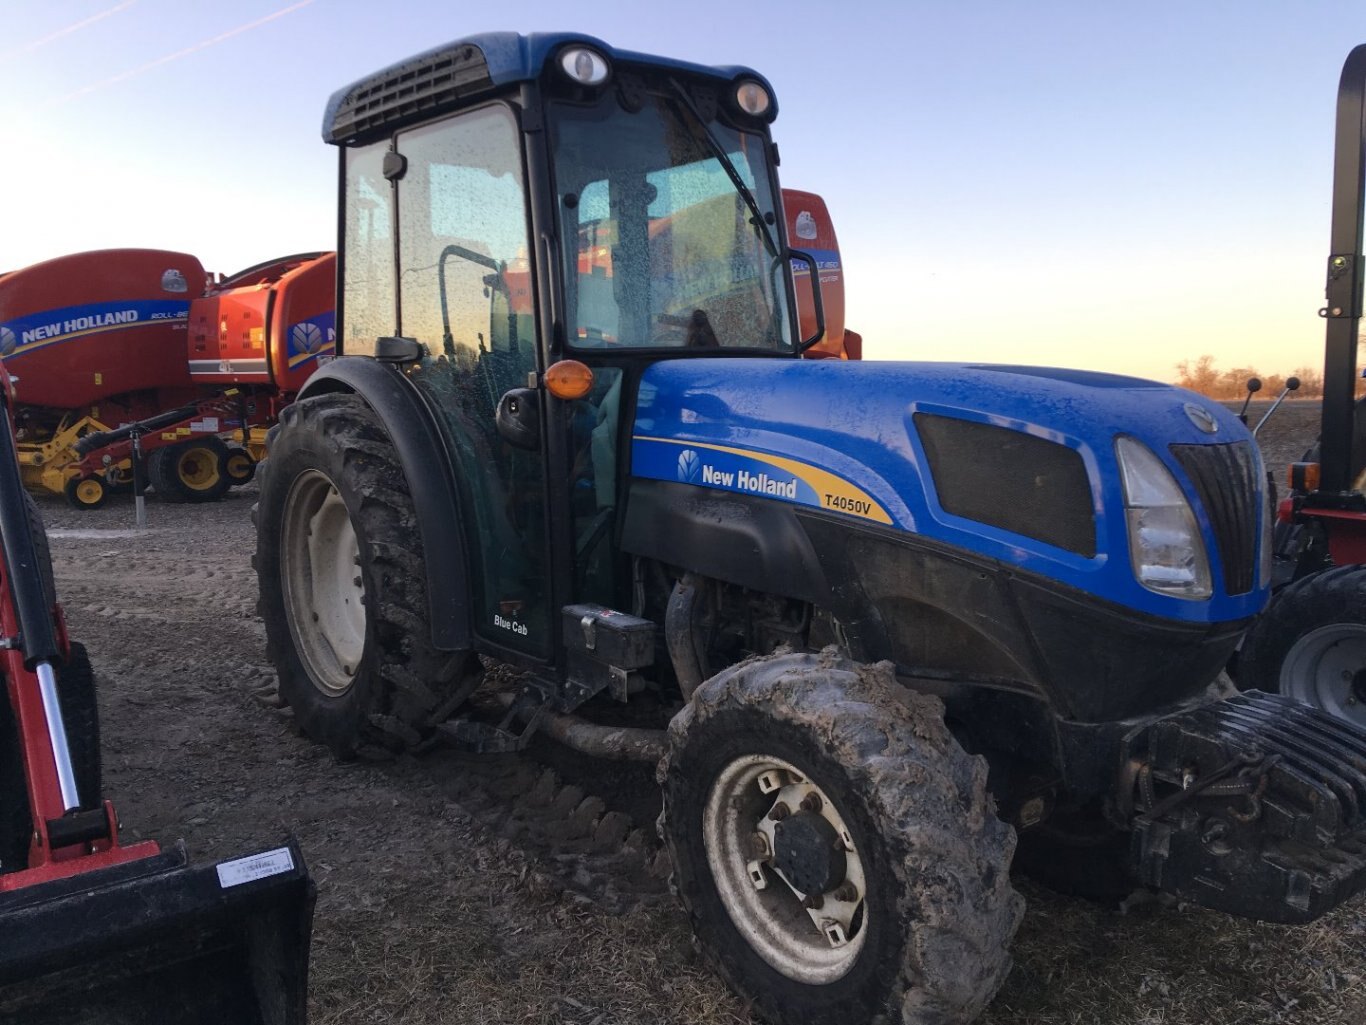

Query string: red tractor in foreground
0 368 315 1020
1240 47 1366 727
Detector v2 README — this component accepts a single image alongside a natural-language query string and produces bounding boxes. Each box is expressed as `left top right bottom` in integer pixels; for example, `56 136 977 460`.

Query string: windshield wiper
666 77 779 258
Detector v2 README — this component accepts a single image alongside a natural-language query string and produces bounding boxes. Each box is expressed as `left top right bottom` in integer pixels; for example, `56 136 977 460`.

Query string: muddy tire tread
659 649 1023 1025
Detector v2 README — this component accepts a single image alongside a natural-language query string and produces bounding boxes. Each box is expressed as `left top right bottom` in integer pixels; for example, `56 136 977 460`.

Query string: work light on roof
734 79 771 116
560 47 610 86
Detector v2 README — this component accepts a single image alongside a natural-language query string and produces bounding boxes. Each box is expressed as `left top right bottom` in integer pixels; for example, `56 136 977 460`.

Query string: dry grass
985 881 1366 1025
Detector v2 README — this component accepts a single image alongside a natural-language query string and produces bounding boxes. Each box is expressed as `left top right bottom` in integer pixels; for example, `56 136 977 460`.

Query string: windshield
551 92 791 351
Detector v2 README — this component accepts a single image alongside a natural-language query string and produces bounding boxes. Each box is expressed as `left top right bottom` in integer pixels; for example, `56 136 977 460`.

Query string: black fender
298 357 470 651
621 479 832 607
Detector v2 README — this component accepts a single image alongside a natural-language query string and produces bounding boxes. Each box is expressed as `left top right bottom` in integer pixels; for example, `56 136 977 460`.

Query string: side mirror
786 249 826 351
496 388 540 450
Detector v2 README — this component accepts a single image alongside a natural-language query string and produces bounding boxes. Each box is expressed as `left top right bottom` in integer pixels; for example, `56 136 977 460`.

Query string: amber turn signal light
544 359 594 400
1288 461 1321 493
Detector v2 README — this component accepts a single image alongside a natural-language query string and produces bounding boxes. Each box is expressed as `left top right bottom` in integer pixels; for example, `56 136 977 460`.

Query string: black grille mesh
327 44 494 144
1169 441 1258 595
914 413 1096 557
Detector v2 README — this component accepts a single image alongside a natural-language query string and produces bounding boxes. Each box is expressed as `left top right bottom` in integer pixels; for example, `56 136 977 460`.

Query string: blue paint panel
630 359 1269 625
790 248 841 274
0 299 189 358
633 436 889 523
285 311 337 365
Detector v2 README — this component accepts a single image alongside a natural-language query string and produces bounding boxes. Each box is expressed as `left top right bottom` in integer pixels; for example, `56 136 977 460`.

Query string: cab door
389 103 551 657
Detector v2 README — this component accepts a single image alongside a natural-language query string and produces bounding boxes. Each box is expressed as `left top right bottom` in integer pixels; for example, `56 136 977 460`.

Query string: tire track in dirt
42 492 674 915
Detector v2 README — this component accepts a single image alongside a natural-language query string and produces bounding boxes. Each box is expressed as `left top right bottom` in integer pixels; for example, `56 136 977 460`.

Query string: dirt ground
36 396 1365 1025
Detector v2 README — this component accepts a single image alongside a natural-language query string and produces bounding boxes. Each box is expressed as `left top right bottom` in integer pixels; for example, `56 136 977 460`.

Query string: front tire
254 393 475 759
660 650 1022 1025
223 446 257 486
64 475 107 510
1240 564 1366 728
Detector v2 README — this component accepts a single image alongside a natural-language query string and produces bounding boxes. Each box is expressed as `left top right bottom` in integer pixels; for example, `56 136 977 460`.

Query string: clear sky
3 0 1365 381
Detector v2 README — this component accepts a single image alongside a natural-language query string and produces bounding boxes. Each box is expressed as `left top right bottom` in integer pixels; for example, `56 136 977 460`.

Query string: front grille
914 413 1096 557
326 44 494 145
1170 441 1258 595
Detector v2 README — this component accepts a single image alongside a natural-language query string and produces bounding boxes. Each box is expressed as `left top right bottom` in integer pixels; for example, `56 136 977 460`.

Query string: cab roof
322 31 775 146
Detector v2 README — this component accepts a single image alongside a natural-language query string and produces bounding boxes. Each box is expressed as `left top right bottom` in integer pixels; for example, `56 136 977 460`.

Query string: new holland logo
1183 402 1219 435
292 322 323 354
677 449 700 483
0 326 15 357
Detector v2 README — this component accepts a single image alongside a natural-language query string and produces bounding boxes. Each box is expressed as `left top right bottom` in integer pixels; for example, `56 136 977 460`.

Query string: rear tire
1 497 101 872
659 650 1022 1025
254 394 475 759
58 642 102 812
0 694 28 873
150 437 232 503
1241 564 1366 728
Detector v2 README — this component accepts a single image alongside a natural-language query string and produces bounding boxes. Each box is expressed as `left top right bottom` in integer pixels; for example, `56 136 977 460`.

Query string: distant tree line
1173 354 1365 400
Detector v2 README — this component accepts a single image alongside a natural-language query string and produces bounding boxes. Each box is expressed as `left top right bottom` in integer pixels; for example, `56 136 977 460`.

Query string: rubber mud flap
0 839 314 1025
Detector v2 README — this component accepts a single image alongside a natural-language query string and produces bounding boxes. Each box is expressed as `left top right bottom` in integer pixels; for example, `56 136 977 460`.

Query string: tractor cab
323 33 813 663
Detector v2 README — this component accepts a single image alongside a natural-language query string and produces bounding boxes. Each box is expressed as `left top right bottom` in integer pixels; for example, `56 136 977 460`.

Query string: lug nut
833 882 859 903
768 802 790 822
750 832 770 858
799 793 823 813
1202 822 1227 845
802 894 824 910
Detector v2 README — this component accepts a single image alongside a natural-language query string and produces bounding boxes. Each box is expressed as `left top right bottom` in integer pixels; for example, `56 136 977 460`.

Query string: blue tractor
255 33 1366 1025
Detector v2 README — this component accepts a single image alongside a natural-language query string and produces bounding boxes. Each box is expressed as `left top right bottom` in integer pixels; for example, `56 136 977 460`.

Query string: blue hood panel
630 359 1268 625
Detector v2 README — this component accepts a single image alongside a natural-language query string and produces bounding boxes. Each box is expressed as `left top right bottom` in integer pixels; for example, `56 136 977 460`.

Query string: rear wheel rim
281 470 366 697
703 753 868 984
1281 623 1366 728
177 446 221 491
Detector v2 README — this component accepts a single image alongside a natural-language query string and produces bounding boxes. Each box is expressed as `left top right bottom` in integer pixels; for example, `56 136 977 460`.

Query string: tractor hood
629 358 1269 625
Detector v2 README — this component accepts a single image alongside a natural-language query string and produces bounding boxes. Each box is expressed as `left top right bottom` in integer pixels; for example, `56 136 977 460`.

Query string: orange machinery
0 249 334 508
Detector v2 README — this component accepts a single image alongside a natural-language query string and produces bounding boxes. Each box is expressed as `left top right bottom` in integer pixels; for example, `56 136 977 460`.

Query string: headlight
559 47 610 87
1115 436 1212 599
734 79 772 117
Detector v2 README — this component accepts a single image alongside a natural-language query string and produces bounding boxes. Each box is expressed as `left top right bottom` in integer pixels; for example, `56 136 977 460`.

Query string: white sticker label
189 417 220 433
216 847 294 889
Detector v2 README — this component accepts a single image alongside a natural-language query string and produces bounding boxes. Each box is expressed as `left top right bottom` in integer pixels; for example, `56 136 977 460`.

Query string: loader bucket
0 840 314 1025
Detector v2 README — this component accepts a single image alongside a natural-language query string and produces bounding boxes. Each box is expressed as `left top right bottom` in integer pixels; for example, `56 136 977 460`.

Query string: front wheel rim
226 452 253 481
74 479 104 506
1281 622 1366 728
703 753 869 984
281 470 367 697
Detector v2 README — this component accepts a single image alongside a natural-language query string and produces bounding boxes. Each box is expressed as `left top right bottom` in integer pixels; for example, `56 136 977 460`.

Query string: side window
341 143 395 354
396 106 549 656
